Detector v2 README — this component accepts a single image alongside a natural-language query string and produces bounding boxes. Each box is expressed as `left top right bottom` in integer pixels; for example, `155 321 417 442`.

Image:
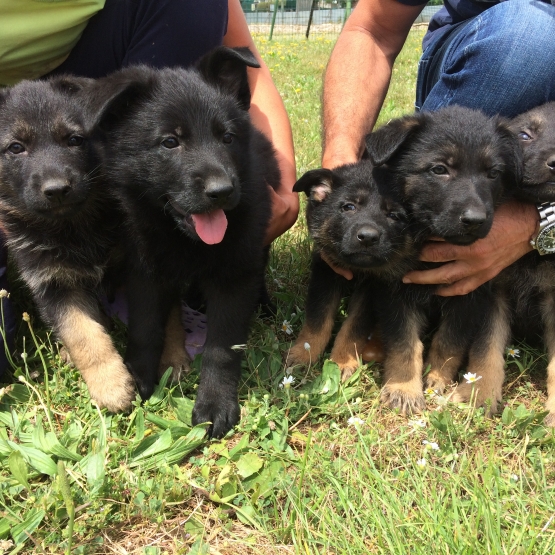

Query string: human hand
320 251 354 280
402 201 539 296
264 185 299 245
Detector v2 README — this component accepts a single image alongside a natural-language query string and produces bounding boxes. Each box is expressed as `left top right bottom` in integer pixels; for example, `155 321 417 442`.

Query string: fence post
269 0 280 41
306 0 318 39
342 1 352 27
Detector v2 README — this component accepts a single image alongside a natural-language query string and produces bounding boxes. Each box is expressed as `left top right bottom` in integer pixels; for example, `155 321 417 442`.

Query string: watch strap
531 201 555 254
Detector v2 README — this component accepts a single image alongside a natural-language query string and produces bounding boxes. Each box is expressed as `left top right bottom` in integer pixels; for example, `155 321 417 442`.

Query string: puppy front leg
124 271 174 400
192 275 260 438
540 290 555 426
426 292 490 393
452 293 510 414
40 289 135 412
380 299 427 414
287 254 347 366
330 283 375 381
159 303 191 382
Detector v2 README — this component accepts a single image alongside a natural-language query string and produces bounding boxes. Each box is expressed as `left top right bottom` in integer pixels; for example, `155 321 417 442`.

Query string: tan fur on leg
452 296 509 414
381 313 426 414
287 309 336 367
159 304 191 382
540 291 555 427
57 297 135 412
426 324 465 393
330 293 369 381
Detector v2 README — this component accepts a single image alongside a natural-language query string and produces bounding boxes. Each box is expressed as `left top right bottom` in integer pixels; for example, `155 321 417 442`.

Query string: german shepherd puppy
287 161 414 379
429 102 555 423
91 47 279 438
0 77 136 411
364 106 521 413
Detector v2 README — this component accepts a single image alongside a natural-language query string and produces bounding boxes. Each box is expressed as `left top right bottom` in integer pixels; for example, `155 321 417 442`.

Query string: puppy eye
342 203 356 212
7 142 25 154
67 135 84 147
518 131 532 141
161 137 179 149
386 212 400 221
431 165 448 175
223 133 234 144
487 168 501 179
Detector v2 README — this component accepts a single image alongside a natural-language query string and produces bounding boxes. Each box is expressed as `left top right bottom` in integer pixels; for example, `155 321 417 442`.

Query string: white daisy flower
463 372 482 384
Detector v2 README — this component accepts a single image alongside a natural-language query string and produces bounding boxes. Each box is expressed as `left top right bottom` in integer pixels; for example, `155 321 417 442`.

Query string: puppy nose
547 155 555 171
204 179 234 201
460 208 487 229
42 179 72 202
357 226 381 246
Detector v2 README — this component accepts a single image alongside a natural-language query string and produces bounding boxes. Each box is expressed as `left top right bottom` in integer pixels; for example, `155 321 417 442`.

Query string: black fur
363 107 522 413
0 77 135 411
92 47 280 437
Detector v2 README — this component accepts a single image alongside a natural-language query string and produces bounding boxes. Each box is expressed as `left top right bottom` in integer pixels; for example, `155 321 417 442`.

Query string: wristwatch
530 202 555 255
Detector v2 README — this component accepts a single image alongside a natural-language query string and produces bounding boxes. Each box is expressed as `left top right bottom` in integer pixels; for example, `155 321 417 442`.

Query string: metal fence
243 1 442 41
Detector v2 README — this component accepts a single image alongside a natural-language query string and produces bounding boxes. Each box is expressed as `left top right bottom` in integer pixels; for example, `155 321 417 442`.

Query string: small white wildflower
409 419 427 428
347 416 365 427
463 372 482 384
18 375 26 383
321 386 329 394
285 366 293 375
290 312 296 318
282 320 293 335
423 440 440 451
424 388 436 397
0 289 8 298
20 352 27 361
279 375 295 389
304 342 311 351
507 347 520 358
416 458 427 468
510 474 519 482
29 371 40 379
435 395 448 406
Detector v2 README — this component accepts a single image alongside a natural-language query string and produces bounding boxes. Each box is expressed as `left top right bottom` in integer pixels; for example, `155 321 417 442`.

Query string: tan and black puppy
287 161 415 380
365 106 522 414
431 102 555 423
0 77 137 411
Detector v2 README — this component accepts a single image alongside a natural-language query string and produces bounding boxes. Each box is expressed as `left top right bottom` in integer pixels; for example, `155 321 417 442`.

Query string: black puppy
92 47 280 438
430 102 555 422
0 77 136 411
287 161 414 379
363 106 522 414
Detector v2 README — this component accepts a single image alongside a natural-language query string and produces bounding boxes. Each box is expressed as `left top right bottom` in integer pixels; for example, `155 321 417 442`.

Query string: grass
1 29 555 554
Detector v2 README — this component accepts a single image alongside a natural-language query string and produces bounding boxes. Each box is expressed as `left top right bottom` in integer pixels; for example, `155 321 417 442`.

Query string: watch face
537 225 555 254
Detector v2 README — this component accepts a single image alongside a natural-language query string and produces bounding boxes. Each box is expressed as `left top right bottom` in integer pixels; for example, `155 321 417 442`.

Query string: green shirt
0 0 106 86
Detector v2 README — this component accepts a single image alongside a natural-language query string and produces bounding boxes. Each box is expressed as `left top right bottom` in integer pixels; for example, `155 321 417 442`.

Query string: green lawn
0 30 554 555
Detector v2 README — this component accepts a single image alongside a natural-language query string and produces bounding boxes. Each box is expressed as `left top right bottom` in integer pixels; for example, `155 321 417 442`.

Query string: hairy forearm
322 0 425 169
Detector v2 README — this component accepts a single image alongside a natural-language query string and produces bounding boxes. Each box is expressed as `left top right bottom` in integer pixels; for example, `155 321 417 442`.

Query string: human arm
224 0 298 244
322 0 425 169
403 201 539 296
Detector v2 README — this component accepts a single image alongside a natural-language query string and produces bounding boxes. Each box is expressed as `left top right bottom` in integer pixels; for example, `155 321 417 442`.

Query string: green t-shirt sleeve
0 0 106 85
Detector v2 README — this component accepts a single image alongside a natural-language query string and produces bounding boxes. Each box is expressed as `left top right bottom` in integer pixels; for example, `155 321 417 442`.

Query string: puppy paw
86 360 136 413
58 346 74 367
380 384 426 415
158 350 191 383
451 382 502 415
338 363 359 382
192 397 240 439
425 370 452 394
286 341 314 367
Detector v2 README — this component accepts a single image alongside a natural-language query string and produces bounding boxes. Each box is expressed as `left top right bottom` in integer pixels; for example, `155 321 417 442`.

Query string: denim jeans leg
418 0 555 117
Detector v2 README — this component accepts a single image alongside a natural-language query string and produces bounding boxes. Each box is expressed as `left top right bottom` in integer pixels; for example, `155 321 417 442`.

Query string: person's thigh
48 0 228 78
419 0 555 117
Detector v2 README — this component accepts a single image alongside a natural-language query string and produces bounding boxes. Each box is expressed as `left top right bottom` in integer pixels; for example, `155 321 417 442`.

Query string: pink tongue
191 209 228 244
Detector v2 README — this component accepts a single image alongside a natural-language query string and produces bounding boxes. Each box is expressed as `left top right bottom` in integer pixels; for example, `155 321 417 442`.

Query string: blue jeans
416 0 555 117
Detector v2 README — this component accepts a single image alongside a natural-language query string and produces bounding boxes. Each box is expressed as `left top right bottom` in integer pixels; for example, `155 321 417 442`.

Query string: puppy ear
88 67 155 132
495 117 523 192
365 115 422 166
48 75 95 95
196 46 260 110
293 169 335 202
